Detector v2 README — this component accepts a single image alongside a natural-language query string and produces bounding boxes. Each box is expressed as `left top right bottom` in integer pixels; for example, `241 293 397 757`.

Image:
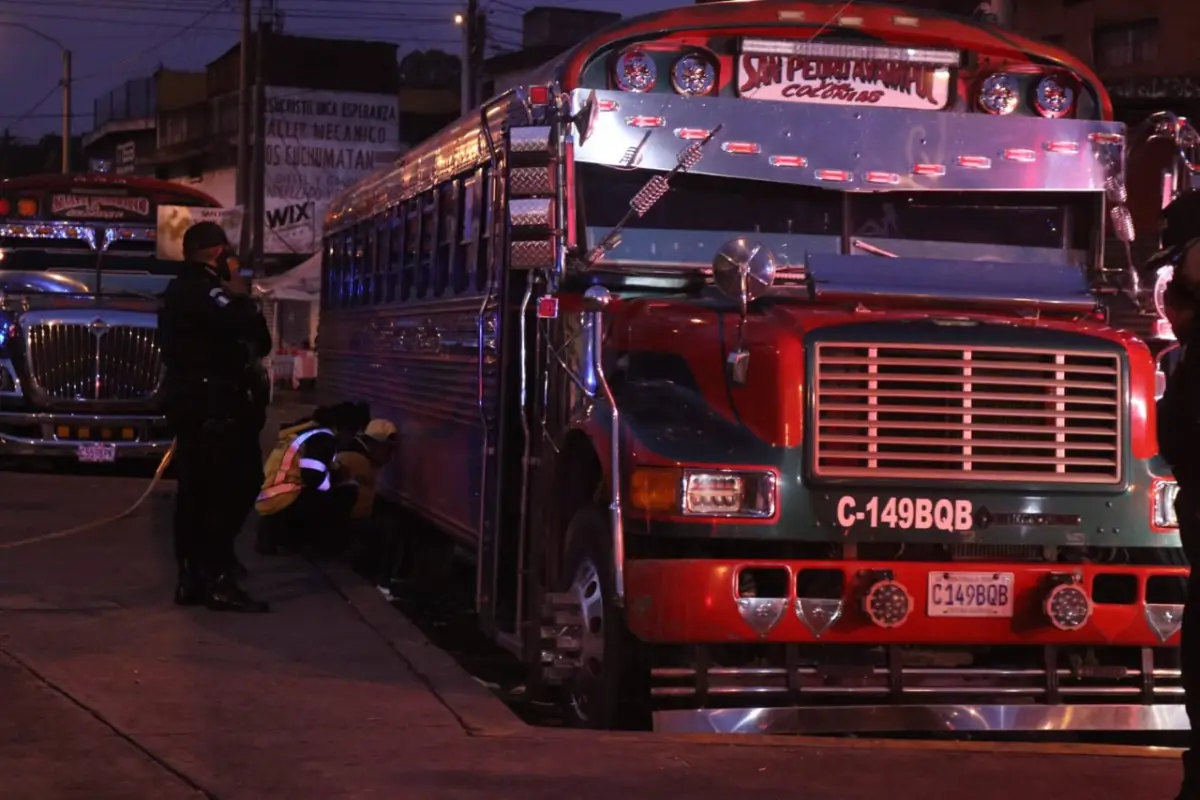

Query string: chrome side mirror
712 239 776 386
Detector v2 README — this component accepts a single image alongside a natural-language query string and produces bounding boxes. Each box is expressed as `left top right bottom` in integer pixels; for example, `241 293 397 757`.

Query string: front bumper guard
0 410 172 458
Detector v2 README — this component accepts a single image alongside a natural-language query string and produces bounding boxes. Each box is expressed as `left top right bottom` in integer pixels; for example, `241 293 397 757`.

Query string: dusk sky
1 0 676 140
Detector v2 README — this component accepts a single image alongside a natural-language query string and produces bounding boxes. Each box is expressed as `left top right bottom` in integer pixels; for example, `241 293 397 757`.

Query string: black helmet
182 221 230 256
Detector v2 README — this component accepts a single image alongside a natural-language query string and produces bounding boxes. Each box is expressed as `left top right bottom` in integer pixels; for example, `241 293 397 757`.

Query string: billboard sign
262 88 401 255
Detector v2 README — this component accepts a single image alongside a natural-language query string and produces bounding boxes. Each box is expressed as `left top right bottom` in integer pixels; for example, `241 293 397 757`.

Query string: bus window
373 214 387 305
476 166 492 293
321 236 334 311
402 200 418 301
386 205 401 304
361 221 375 306
417 191 436 299
341 231 354 308
454 175 475 295
435 182 456 298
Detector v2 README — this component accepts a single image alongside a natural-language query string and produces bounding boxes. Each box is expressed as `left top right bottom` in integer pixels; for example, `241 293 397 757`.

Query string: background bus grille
812 342 1122 484
27 324 162 401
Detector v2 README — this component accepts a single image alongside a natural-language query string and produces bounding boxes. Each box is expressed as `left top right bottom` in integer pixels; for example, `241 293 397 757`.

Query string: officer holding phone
159 221 271 613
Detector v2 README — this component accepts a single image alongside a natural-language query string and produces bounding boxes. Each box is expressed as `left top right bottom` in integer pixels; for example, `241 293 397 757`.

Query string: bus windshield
577 163 1098 271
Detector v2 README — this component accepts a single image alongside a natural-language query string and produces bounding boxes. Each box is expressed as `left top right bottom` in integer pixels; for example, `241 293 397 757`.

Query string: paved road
0 427 1186 799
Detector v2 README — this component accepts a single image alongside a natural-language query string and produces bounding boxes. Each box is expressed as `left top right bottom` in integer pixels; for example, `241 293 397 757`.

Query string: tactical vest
255 422 335 516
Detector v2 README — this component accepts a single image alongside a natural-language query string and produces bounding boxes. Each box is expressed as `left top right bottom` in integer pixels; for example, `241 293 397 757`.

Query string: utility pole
251 14 267 273
237 0 252 257
61 50 71 174
458 0 483 115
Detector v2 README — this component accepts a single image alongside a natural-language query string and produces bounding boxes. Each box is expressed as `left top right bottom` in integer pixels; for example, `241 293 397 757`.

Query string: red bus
319 2 1184 735
0 173 220 463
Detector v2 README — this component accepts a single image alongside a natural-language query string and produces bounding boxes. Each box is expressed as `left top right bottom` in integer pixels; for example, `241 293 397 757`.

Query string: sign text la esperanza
265 98 396 143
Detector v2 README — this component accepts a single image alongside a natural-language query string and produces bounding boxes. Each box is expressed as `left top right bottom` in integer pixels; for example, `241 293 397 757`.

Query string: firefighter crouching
255 404 362 554
1156 237 1200 800
335 420 401 582
160 221 271 613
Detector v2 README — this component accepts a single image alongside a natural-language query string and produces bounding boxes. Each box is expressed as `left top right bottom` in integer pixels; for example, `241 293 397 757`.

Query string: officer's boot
173 559 206 606
204 571 270 613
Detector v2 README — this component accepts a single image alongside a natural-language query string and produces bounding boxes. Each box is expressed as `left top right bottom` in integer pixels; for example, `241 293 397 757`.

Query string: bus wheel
556 505 649 730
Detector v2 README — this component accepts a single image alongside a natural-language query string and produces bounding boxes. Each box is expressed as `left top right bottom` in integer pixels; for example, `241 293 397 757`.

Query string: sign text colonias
739 55 945 106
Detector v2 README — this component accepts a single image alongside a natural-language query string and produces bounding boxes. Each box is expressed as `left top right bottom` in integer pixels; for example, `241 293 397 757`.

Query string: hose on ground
0 440 176 551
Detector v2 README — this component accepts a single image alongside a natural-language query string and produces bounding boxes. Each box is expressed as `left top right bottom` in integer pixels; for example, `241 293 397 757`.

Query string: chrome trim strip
653 704 1189 733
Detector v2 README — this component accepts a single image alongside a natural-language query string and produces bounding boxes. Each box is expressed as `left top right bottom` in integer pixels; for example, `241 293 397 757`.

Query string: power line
73 0 231 83
3 84 61 132
2 1 465 26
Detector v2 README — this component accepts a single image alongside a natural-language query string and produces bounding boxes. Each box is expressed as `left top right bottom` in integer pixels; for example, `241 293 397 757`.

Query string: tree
398 49 462 90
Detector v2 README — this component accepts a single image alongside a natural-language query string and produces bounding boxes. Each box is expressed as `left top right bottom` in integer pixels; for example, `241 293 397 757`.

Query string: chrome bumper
653 704 1189 734
0 410 171 459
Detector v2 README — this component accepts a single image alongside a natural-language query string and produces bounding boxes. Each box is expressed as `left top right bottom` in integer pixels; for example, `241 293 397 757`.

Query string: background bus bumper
0 411 172 459
653 703 1190 734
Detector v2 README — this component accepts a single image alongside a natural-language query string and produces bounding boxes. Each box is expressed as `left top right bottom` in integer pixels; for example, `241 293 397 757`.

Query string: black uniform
159 240 271 612
1159 326 1200 798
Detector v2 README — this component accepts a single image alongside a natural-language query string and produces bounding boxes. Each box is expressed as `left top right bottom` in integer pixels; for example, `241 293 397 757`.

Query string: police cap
182 221 230 256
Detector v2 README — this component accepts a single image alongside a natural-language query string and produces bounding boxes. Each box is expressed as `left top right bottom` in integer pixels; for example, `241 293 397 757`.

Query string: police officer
1157 238 1200 799
160 221 271 613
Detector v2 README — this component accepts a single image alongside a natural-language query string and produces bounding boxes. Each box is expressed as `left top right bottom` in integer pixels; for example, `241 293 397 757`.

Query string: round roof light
1034 75 1075 118
671 53 715 96
615 49 656 93
979 73 1020 115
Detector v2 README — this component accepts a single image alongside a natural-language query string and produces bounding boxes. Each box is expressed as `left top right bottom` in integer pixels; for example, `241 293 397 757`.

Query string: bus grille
812 342 1122 484
26 323 162 401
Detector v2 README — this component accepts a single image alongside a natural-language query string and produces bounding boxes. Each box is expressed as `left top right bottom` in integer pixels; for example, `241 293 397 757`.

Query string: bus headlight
978 73 1019 115
628 467 777 518
1154 480 1179 529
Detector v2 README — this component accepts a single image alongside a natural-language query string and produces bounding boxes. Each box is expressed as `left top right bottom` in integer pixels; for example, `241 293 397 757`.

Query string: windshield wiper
853 239 898 258
583 124 724 268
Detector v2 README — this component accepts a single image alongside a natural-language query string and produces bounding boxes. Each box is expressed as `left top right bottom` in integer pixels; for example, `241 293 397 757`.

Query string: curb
318 562 526 737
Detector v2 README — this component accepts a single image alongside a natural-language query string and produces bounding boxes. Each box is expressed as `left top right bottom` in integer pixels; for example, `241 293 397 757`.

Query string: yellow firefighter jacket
255 421 336 516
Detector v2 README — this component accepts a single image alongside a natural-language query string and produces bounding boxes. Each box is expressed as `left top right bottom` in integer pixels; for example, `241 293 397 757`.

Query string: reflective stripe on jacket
255 422 335 515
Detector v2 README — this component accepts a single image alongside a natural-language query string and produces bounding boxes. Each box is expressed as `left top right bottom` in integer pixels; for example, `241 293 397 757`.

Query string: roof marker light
721 141 761 155
674 127 711 140
769 155 808 168
597 98 620 112
626 115 665 128
1003 149 1037 163
865 171 901 185
1089 131 1124 145
815 169 853 183
957 155 992 170
1045 141 1080 155
912 163 946 177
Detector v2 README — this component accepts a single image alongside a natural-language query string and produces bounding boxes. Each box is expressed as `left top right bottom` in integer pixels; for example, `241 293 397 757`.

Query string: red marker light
768 155 807 168
626 116 665 128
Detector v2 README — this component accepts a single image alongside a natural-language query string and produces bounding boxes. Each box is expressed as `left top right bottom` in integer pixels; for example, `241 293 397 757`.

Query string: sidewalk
0 464 1185 799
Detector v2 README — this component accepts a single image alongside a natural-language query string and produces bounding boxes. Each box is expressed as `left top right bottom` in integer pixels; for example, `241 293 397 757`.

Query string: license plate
736 53 952 110
928 572 1015 618
835 496 973 532
77 443 117 463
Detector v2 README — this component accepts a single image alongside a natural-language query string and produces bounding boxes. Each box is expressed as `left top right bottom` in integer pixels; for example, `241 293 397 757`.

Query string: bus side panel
317 300 490 542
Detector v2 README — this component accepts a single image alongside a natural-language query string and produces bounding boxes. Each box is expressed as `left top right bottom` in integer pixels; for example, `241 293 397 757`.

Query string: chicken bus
317 1 1187 735
0 173 222 464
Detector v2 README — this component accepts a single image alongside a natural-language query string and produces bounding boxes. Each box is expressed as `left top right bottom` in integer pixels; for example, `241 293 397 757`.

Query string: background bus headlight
1154 480 1179 528
671 53 715 96
978 73 1019 115
615 49 657 92
1034 75 1075 118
